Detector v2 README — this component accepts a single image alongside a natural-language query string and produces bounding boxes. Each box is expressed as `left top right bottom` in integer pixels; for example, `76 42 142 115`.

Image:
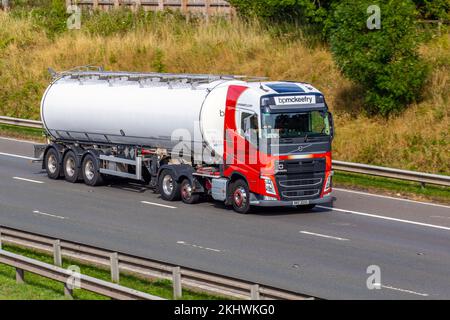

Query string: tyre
63 150 80 183
44 147 61 180
296 204 316 211
81 153 104 186
230 179 251 214
158 169 181 201
180 179 200 204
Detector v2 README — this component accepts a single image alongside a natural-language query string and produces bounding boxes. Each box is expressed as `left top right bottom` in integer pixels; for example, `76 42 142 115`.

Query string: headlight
324 173 332 192
262 176 277 195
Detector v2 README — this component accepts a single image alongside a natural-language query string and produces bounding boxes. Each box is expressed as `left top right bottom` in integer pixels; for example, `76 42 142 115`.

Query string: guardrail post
16 268 25 284
110 252 120 283
172 266 182 299
250 284 260 300
0 229 2 250
53 240 62 267
64 283 74 299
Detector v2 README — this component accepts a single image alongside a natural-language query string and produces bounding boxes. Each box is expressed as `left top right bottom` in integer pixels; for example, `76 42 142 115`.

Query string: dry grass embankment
0 11 448 173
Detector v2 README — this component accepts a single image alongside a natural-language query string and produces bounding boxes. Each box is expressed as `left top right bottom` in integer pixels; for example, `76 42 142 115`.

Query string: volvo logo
297 144 312 152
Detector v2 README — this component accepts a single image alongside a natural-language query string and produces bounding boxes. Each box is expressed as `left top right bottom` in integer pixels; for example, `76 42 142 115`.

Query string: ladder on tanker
49 65 267 85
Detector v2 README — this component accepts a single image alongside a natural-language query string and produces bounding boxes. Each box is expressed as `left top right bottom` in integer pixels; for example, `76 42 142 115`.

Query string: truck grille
276 173 324 201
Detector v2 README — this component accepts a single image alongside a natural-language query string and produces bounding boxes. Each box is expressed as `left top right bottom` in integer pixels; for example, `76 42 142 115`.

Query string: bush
329 0 429 116
413 0 450 20
229 0 332 25
11 0 68 38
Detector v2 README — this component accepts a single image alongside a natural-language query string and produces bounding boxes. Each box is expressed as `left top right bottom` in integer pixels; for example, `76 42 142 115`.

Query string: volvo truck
36 67 334 214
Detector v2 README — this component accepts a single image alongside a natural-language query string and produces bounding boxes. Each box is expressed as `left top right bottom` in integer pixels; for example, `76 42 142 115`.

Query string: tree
329 0 429 116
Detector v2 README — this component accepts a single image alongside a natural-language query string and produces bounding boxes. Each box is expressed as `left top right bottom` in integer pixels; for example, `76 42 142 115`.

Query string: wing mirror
328 112 334 140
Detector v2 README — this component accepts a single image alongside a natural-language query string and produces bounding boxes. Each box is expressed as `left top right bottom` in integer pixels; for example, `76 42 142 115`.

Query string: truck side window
239 112 258 144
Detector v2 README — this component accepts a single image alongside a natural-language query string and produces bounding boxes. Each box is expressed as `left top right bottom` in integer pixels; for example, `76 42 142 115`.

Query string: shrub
229 0 332 25
413 0 450 20
329 0 429 116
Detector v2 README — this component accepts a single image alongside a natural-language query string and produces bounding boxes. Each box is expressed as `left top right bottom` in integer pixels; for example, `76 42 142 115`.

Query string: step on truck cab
37 68 334 214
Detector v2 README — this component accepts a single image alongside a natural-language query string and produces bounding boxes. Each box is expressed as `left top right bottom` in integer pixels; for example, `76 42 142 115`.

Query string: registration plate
293 200 310 205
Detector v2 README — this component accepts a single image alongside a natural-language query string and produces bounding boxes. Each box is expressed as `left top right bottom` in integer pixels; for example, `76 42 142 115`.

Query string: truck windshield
261 110 330 139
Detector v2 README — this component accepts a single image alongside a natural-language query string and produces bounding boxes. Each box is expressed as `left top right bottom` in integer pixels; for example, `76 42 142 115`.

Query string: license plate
293 200 310 205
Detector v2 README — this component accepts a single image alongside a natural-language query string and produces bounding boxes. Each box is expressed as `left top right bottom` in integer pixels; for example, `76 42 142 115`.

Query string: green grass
334 171 450 204
0 124 45 142
0 244 226 300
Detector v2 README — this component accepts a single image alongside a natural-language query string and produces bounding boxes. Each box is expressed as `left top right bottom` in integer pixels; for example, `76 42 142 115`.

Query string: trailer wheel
158 170 181 201
44 148 61 180
63 151 80 183
180 179 200 204
81 154 104 186
230 179 251 214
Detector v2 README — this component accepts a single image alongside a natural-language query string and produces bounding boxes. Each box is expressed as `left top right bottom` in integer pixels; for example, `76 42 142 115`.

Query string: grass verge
0 124 46 142
334 171 450 204
0 243 225 300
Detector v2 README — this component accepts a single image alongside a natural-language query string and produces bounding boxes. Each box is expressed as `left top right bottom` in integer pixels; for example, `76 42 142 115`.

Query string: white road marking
177 241 222 253
318 205 450 232
32 210 65 220
141 201 177 209
0 152 38 160
381 285 429 297
0 136 37 144
334 187 450 209
13 176 44 184
299 230 349 241
430 215 450 220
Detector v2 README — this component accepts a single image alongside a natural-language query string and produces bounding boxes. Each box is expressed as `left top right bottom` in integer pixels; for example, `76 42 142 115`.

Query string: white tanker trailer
37 67 334 214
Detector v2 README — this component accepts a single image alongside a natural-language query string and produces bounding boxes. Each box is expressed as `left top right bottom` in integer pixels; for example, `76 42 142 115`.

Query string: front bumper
250 193 333 207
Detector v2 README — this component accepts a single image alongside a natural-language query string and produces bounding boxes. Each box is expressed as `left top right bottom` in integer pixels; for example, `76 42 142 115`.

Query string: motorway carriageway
0 136 450 299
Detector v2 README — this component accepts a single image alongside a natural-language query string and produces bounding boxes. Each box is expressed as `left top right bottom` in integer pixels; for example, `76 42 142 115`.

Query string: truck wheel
180 179 200 204
81 154 104 186
159 170 181 201
230 179 251 214
63 151 80 183
44 148 61 180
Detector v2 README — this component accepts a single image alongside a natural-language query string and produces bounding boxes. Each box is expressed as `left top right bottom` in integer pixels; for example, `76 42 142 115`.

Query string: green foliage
151 48 166 73
11 0 68 37
413 0 450 20
229 0 332 26
329 0 429 116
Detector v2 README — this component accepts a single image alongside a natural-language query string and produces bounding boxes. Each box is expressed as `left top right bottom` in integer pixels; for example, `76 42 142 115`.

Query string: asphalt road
1 136 450 299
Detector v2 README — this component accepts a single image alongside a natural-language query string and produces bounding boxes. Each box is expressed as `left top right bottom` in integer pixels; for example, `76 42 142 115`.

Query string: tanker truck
36 67 334 214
